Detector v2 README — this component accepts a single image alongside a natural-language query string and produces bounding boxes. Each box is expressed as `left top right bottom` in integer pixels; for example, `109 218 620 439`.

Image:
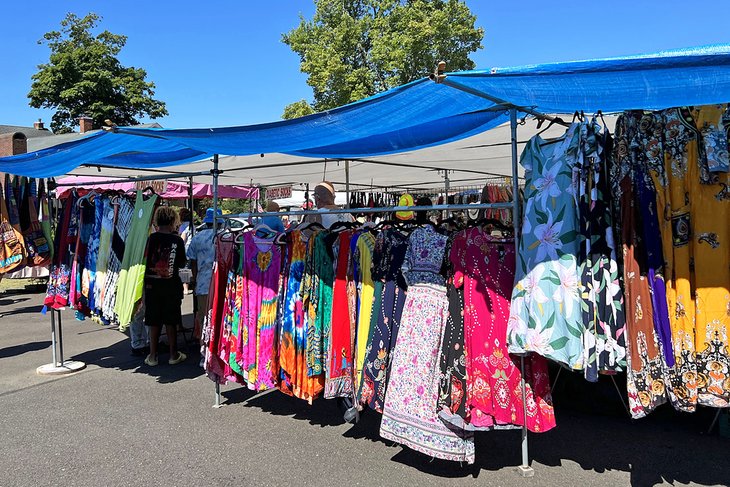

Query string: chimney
78 116 93 134
33 118 45 130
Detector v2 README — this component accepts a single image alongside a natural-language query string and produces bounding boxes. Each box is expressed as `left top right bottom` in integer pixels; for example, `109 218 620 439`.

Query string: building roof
25 122 163 152
0 125 53 139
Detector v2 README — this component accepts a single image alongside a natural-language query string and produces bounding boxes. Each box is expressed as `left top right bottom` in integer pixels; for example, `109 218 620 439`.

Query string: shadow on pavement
0 296 30 307
216 366 730 486
0 340 52 359
0 304 44 317
70 327 204 385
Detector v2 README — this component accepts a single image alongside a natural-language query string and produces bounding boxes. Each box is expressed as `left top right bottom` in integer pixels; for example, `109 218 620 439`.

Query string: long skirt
380 283 475 463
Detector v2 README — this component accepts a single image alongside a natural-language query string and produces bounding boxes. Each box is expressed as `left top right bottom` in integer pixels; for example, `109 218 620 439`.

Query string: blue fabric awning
3 43 730 178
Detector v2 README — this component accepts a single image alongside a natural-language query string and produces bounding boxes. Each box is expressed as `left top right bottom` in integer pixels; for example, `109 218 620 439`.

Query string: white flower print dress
508 124 585 370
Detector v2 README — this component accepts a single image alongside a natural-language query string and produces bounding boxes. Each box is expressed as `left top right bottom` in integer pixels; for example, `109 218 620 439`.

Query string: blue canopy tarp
0 131 208 178
3 43 730 178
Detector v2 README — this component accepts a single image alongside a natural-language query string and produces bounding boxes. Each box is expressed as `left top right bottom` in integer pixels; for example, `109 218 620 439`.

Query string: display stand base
517 465 535 478
36 361 86 376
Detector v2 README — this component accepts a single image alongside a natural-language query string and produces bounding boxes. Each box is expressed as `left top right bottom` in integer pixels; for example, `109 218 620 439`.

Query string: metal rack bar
221 202 513 220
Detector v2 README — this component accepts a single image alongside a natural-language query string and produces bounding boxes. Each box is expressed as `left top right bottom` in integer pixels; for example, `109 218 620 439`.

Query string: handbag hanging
0 175 27 274
19 177 51 267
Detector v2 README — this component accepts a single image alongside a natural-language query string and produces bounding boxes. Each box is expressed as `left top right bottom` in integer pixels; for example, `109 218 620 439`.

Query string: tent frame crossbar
56 170 214 187
220 202 513 220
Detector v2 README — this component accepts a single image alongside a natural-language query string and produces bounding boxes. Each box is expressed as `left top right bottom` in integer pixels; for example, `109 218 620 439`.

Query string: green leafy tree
282 0 483 119
28 13 168 133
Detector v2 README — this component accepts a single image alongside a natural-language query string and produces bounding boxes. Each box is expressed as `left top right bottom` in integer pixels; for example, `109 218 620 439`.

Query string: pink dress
454 228 556 432
241 232 281 391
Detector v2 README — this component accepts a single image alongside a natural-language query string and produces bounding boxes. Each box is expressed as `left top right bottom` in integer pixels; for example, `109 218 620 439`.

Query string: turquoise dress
507 123 585 370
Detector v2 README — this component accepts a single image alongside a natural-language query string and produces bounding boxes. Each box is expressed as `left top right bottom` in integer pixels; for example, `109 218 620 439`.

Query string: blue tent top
3 43 730 178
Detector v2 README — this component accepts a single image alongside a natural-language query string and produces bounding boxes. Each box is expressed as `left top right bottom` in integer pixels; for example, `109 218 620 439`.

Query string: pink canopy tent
54 175 259 200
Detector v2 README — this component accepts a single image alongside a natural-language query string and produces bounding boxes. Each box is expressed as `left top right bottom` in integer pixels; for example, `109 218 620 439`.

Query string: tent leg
517 354 534 477
345 160 350 209
610 375 631 416
212 154 222 408
511 108 533 478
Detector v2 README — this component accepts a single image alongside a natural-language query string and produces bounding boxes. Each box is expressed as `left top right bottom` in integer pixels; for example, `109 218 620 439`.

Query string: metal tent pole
511 108 534 478
345 160 351 209
212 154 223 408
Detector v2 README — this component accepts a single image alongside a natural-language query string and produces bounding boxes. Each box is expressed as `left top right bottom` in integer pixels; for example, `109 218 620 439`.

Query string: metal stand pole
37 308 86 375
50 308 58 367
57 309 64 365
212 154 223 408
708 409 723 434
610 375 631 416
510 108 533 477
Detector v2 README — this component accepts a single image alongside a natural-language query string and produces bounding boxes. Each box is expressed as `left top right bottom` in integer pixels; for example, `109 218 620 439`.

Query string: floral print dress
508 124 585 371
380 226 475 464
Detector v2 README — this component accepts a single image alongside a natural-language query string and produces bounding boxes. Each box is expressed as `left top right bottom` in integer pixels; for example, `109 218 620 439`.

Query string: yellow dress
354 232 376 388
689 106 730 408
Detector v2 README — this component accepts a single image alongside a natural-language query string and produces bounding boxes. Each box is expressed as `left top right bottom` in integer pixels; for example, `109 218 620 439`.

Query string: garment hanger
329 220 358 232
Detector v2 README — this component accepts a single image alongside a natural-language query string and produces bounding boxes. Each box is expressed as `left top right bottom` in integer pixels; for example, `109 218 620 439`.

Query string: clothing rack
40 170 203 376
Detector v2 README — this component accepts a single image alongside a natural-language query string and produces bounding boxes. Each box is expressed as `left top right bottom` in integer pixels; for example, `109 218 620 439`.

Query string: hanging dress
438 235 469 429
688 105 730 408
94 196 115 318
102 196 134 323
205 233 236 383
354 232 376 392
241 231 281 391
455 227 556 432
380 226 475 464
305 231 335 377
358 229 408 412
611 114 669 418
279 230 324 403
325 230 356 398
44 193 78 309
115 191 158 330
71 200 95 316
576 120 628 380
508 124 585 372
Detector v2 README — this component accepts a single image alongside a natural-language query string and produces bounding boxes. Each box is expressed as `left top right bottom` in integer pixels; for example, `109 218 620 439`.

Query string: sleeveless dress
115 191 158 329
380 226 475 464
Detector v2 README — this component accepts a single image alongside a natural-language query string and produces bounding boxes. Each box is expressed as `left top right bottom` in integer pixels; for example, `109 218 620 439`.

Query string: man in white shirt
312 181 354 228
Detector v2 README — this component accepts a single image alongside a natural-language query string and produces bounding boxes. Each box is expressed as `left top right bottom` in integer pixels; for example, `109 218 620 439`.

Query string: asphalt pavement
0 289 728 487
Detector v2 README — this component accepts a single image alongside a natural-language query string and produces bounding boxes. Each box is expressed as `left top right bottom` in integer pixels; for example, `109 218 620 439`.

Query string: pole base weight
517 465 535 478
36 361 86 376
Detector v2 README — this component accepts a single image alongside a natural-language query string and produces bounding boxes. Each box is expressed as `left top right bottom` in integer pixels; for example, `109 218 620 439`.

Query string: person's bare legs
166 324 178 358
149 326 161 359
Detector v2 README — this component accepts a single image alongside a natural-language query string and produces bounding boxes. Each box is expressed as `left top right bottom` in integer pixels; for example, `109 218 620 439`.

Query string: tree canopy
282 0 483 119
28 13 168 133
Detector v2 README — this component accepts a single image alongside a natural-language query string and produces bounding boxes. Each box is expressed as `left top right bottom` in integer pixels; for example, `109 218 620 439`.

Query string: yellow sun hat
396 193 415 220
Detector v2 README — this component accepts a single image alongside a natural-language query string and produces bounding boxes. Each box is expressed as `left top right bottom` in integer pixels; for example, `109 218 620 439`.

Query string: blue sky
2 1 729 130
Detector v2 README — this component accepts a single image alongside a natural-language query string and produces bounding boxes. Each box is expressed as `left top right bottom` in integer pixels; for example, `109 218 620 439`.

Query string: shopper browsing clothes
187 208 219 349
311 181 354 228
143 207 187 366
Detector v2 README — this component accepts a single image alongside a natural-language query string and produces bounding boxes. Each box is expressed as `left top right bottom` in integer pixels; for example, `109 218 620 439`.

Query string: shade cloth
2 44 730 178
54 175 259 200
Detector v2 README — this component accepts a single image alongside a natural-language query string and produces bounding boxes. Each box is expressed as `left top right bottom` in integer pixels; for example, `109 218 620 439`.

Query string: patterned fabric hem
381 417 475 464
